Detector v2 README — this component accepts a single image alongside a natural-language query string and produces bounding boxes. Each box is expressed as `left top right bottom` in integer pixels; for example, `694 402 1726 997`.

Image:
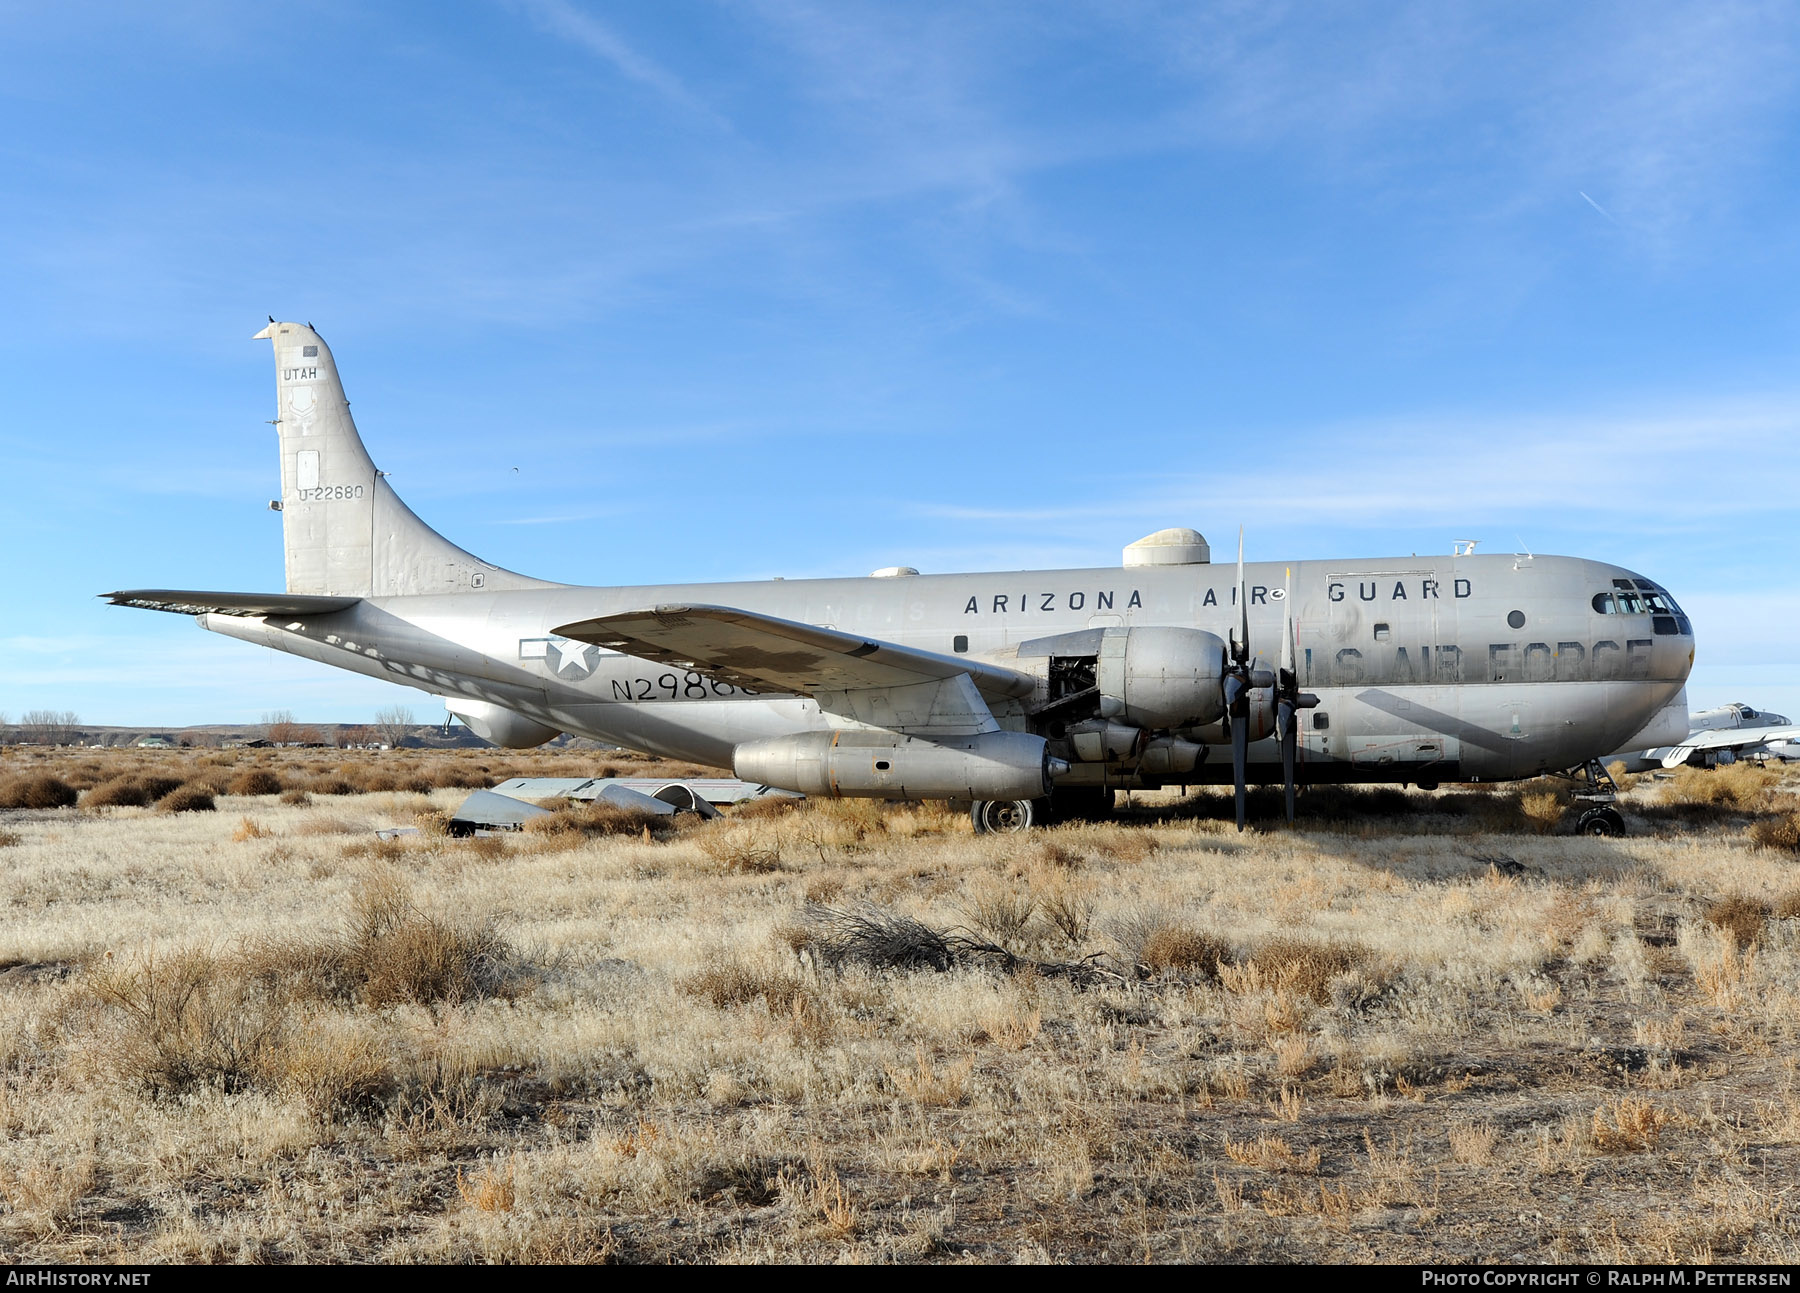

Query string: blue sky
2 1 1796 726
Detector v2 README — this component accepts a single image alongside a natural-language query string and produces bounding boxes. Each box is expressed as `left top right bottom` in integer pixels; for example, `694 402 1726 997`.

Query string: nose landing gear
1575 804 1626 836
1561 760 1626 836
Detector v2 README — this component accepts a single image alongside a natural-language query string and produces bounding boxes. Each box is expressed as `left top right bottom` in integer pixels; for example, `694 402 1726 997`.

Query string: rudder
254 321 553 597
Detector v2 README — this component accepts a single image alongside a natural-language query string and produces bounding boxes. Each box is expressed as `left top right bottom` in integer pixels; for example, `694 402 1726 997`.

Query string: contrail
1579 191 1617 224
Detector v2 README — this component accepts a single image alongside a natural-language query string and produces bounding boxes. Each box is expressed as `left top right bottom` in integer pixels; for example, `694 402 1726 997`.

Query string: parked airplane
106 322 1696 833
1609 697 1800 771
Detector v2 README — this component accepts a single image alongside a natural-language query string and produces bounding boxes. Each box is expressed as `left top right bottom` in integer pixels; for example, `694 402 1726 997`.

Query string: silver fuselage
205 551 1693 785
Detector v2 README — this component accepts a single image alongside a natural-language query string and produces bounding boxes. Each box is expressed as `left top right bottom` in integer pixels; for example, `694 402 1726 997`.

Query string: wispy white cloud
896 394 1800 571
1579 192 1616 224
1139 1 1800 252
510 0 727 126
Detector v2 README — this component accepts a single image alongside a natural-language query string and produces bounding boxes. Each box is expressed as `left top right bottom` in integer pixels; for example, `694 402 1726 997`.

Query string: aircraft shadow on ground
1104 783 1660 882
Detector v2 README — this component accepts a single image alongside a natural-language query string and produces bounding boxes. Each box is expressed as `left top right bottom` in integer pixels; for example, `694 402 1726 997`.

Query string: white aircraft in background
1609 696 1800 770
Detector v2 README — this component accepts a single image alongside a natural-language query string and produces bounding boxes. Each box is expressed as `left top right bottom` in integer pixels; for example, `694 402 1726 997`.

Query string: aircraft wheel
1576 806 1625 837
972 798 1038 834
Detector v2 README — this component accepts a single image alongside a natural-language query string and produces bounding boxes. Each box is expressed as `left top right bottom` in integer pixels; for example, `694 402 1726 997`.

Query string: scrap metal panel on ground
489 777 800 814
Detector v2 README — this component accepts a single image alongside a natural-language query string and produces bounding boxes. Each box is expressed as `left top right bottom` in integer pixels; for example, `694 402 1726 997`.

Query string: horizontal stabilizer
554 603 1036 701
102 589 361 617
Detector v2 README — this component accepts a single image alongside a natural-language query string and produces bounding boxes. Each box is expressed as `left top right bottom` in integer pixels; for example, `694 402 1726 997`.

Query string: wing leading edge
553 604 1036 702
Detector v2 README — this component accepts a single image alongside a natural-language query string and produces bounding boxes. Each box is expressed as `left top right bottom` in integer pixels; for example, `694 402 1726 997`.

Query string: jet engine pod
1093 626 1229 730
438 696 562 749
733 729 1053 801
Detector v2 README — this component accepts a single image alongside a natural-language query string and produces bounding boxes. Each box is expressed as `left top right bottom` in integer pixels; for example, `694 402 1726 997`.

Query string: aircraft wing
1658 724 1800 767
103 589 361 617
553 604 1036 701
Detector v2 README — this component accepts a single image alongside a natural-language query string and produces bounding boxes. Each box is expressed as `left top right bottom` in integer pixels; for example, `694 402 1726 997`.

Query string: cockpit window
1595 582 1685 627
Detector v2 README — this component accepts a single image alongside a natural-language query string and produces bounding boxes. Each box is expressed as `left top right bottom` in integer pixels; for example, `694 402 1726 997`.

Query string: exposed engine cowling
734 729 1058 800
1139 736 1203 775
1188 685 1276 745
439 696 562 749
1094 626 1229 729
1066 720 1144 763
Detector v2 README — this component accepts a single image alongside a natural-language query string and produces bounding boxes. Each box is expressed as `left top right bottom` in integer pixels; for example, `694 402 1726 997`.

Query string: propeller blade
1281 566 1295 678
1233 717 1248 831
1223 672 1245 710
1236 527 1249 665
1279 699 1297 823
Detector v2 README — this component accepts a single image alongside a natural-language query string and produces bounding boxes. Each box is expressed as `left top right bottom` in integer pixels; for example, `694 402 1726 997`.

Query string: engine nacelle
734 729 1054 800
438 696 562 749
1139 736 1203 775
1066 720 1144 763
1188 687 1276 746
1095 626 1229 730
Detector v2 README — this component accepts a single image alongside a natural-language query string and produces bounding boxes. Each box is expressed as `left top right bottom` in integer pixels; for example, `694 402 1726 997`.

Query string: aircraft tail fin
254 321 554 598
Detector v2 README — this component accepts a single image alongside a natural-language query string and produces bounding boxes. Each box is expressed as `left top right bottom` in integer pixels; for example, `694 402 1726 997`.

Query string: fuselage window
1591 592 1613 614
1373 622 1390 641
953 635 968 653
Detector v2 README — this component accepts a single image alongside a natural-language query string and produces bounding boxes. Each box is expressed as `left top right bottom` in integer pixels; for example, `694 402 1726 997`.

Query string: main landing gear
971 799 1040 834
1560 759 1626 837
970 787 1118 834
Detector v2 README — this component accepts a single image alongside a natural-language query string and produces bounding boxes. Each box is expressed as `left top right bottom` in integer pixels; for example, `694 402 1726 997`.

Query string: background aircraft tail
253 321 554 598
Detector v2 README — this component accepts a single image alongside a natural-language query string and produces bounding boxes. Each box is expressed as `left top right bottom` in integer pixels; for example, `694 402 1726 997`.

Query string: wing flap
553 603 1035 700
103 589 362 617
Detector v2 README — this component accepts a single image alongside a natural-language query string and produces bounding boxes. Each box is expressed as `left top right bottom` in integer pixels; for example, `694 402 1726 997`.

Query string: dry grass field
1 745 1799 1264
